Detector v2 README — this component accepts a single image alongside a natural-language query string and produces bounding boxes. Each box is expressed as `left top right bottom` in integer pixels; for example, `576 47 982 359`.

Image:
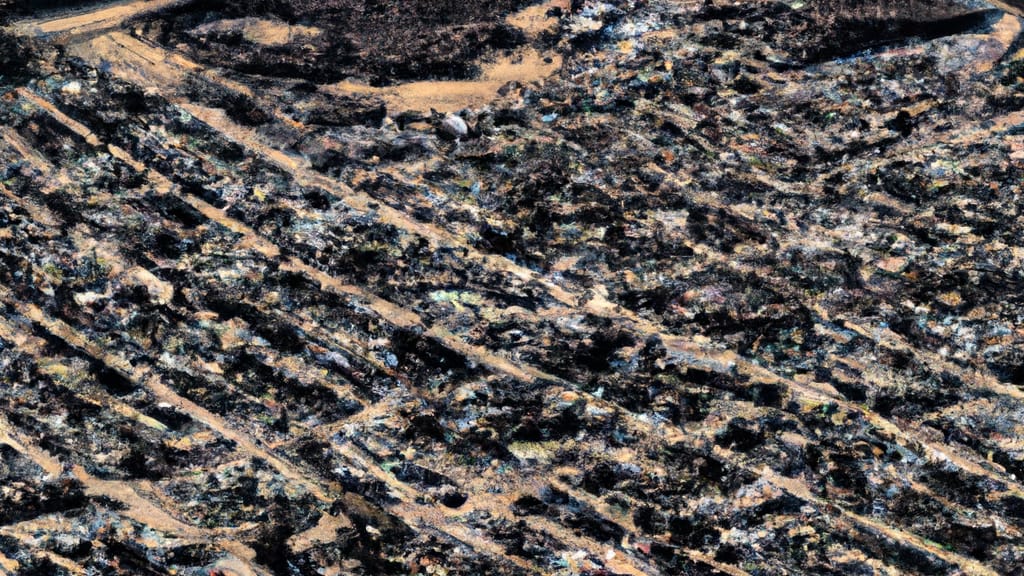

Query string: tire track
646 163 1024 497
15 42 1005 576
11 0 196 38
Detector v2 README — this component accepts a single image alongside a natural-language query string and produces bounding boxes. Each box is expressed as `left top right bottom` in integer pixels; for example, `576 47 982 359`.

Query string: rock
439 114 469 139
124 267 174 305
61 80 82 95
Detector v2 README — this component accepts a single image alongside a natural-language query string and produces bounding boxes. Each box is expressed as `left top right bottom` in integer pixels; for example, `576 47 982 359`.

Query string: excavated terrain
1 0 1024 574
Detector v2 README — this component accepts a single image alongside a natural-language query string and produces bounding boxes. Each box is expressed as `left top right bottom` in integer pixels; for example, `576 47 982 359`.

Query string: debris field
1 0 1024 574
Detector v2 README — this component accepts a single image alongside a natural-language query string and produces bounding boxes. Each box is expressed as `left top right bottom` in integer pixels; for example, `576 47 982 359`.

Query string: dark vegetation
3 0 1024 574
139 0 535 84
792 0 1003 61
0 30 41 84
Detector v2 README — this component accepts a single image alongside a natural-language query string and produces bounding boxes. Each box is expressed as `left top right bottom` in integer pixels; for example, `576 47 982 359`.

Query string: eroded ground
1 0 1024 575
